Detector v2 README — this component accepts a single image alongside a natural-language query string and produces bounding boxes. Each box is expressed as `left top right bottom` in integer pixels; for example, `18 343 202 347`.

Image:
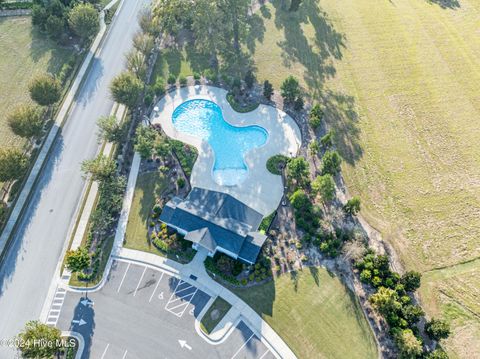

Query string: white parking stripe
149 272 163 303
133 267 147 296
117 263 131 292
122 349 128 359
259 349 270 359
231 333 254 359
100 343 110 359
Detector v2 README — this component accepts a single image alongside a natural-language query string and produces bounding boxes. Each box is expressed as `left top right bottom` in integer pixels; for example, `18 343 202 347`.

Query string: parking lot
56 260 276 359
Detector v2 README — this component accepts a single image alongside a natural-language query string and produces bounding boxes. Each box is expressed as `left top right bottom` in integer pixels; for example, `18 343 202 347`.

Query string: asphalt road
56 260 275 359
0 0 150 356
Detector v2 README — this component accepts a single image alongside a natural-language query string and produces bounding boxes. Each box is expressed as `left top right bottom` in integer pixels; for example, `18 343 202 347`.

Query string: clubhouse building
159 187 267 264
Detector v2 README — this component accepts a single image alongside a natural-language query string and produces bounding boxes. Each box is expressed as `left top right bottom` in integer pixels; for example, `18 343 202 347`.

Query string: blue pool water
172 99 268 186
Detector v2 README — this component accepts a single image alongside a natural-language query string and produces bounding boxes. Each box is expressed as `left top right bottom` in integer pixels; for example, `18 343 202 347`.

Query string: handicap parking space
56 260 276 359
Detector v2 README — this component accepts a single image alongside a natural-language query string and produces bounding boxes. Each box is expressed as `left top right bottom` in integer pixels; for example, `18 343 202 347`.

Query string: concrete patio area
152 85 301 215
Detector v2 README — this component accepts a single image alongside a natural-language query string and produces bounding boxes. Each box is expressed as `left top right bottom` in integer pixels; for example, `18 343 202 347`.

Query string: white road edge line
259 349 270 359
231 333 254 359
117 262 131 292
148 272 163 303
101 343 110 359
133 267 147 296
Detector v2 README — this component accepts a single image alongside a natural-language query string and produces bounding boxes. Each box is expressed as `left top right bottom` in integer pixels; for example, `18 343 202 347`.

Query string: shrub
294 95 304 111
344 197 361 215
167 74 177 85
177 177 186 188
154 77 165 95
203 69 218 83
153 238 169 252
241 278 248 286
266 155 289 175
179 76 187 86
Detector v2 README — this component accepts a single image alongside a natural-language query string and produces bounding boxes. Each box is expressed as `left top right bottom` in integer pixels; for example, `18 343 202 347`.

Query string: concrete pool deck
152 85 302 215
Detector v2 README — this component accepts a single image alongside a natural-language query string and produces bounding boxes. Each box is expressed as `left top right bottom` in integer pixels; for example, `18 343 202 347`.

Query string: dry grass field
0 17 72 151
251 0 480 356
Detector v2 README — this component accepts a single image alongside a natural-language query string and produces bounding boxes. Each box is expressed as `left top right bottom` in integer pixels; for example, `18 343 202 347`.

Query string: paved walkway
116 247 297 359
152 86 302 215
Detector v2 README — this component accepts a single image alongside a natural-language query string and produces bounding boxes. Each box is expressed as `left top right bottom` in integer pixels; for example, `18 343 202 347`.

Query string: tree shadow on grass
308 266 320 286
29 23 74 75
322 89 363 166
270 0 345 97
427 0 460 9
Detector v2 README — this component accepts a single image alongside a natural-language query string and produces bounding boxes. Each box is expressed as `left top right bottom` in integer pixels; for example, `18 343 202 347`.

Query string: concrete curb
61 331 85 359
0 9 109 263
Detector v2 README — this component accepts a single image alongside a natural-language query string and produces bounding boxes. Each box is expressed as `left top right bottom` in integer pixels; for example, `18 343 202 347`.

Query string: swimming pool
172 99 268 186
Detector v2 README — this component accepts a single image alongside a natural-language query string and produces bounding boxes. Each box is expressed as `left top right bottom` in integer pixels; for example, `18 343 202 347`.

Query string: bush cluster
356 250 449 357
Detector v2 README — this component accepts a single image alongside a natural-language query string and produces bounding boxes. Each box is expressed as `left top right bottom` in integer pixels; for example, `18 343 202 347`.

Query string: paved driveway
56 260 276 359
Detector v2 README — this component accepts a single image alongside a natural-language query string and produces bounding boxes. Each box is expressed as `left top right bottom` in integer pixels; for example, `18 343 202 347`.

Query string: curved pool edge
151 85 302 216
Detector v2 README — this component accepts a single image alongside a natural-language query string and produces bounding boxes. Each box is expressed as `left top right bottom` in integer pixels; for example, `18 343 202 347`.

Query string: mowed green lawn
124 171 168 253
233 268 377 359
0 17 72 151
251 1 480 356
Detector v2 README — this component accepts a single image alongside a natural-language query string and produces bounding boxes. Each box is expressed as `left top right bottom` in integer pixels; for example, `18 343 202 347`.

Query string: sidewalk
116 247 297 359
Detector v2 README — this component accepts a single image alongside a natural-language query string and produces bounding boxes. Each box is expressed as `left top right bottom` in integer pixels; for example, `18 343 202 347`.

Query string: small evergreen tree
263 80 273 100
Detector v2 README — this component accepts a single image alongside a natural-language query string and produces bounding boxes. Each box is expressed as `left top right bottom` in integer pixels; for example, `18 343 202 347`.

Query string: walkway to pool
151 85 302 216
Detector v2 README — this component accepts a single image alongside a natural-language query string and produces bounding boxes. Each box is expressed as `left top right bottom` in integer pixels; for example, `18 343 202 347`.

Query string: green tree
289 189 310 211
425 349 449 359
7 105 44 139
32 4 49 30
45 15 64 40
244 70 255 88
344 196 361 215
425 318 450 341
289 0 302 11
133 32 155 56
97 115 124 143
369 286 402 316
0 149 28 182
393 328 423 358
312 174 335 202
321 150 341 175
126 49 147 80
81 155 116 182
320 129 334 148
308 140 320 157
65 246 90 274
68 3 99 41
135 126 157 159
29 74 61 107
294 95 304 111
17 321 63 358
286 157 309 185
110 71 143 109
401 304 424 326
309 104 323 130
401 271 422 292
280 76 300 104
263 80 273 100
